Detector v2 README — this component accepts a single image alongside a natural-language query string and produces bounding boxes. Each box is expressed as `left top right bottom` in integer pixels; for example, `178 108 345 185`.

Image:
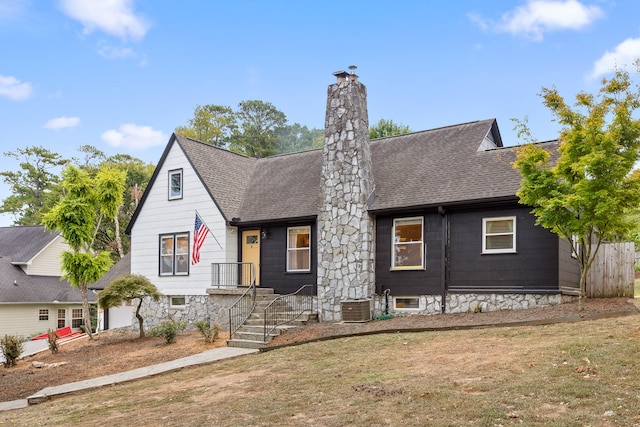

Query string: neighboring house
126 71 581 328
0 225 91 337
91 252 136 331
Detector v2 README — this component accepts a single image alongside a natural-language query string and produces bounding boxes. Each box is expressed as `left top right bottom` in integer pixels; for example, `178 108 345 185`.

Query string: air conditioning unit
341 299 372 322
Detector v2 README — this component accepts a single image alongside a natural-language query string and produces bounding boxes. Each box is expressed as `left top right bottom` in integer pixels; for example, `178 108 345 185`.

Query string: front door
241 230 260 285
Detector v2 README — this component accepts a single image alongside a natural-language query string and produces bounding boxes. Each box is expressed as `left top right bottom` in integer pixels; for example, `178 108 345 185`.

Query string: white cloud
590 38 640 79
101 124 166 149
472 0 603 41
59 0 150 41
98 44 137 60
44 116 80 130
0 75 33 100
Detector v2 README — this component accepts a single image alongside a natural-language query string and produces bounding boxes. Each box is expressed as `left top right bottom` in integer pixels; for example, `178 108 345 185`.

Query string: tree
44 165 127 338
369 118 412 139
175 104 236 147
230 100 288 158
513 68 640 309
0 146 67 225
276 123 324 153
97 274 162 338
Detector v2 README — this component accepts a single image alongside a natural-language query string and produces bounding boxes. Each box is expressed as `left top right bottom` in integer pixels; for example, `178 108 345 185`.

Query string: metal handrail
211 262 255 288
263 285 315 341
227 263 257 338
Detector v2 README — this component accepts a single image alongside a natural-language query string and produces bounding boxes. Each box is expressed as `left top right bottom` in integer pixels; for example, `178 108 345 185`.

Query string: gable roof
129 119 559 228
0 225 60 264
127 134 257 233
0 226 88 304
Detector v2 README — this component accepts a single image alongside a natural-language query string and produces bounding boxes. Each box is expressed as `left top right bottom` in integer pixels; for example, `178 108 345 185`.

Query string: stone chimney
317 67 376 321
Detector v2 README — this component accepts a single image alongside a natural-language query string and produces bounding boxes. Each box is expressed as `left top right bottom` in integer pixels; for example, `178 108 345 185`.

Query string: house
0 225 92 337
125 71 580 329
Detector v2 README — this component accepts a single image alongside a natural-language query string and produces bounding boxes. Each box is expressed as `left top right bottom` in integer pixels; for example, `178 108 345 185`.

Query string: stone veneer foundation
317 71 376 321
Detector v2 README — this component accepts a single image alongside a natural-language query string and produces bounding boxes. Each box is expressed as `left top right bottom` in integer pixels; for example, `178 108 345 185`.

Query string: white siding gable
130 141 238 295
22 235 68 276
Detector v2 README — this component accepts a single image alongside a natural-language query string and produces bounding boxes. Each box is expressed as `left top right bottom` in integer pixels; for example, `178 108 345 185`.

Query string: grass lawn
4 305 640 427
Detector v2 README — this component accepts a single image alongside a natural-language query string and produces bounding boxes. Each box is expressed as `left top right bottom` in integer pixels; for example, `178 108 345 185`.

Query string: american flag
192 212 210 265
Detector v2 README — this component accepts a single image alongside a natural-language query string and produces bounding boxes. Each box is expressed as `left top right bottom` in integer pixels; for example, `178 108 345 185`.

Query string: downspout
438 206 449 314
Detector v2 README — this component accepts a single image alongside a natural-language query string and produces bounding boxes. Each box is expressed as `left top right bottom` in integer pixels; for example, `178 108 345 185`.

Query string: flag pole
196 210 223 249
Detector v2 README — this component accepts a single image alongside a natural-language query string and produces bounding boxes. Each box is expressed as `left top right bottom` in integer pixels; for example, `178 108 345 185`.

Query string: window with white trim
57 309 66 329
392 217 424 269
394 297 420 310
168 169 183 200
287 226 311 272
570 235 581 259
160 233 190 275
71 308 83 329
482 216 516 254
169 296 186 308
38 308 49 321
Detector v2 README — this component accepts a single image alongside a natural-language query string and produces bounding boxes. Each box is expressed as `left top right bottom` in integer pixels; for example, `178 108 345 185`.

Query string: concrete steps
227 290 317 349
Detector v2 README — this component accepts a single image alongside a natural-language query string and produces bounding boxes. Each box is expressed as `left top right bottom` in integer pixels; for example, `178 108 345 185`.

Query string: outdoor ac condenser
341 299 372 322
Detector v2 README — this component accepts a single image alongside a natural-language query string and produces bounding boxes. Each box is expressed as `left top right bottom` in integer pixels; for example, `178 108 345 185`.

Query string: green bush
195 320 220 343
1 335 25 368
149 317 187 344
634 262 640 273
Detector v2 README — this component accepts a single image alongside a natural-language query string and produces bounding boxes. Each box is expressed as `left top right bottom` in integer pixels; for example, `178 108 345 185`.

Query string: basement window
482 216 516 254
394 297 420 311
169 296 186 308
392 217 424 269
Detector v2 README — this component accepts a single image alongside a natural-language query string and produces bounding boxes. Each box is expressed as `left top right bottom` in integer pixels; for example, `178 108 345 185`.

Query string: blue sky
1 0 640 226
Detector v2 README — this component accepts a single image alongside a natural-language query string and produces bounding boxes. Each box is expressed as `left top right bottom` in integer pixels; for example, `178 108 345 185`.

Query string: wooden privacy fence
587 242 635 298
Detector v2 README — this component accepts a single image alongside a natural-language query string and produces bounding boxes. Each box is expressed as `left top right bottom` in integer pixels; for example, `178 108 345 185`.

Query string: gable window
392 217 424 269
38 308 49 321
482 216 516 254
287 226 310 272
71 308 83 329
168 169 183 200
160 233 190 275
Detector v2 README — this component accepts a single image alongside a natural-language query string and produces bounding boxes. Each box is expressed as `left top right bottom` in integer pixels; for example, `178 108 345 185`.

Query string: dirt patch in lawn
1 297 637 404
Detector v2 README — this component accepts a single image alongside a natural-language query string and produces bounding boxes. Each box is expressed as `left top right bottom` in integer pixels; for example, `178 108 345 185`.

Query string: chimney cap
333 70 350 79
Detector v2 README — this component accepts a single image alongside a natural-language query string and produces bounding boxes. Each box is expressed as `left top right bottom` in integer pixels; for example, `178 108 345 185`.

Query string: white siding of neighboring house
130 141 236 296
97 300 135 331
21 236 68 276
0 303 83 338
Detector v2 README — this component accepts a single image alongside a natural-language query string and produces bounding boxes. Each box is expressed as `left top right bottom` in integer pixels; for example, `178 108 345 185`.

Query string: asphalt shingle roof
0 226 89 304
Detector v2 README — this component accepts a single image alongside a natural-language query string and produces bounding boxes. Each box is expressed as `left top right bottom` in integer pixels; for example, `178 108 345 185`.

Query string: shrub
195 320 220 343
47 329 59 354
634 262 640 273
1 335 25 368
149 317 186 344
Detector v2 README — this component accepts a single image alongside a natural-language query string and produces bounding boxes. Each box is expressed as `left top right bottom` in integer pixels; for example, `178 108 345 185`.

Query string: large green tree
44 165 127 338
175 104 237 147
0 146 67 225
369 118 412 139
230 100 288 158
276 123 324 153
513 68 640 309
98 274 162 338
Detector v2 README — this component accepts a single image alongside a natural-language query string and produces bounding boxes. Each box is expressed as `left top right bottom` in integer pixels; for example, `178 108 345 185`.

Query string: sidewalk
0 346 257 412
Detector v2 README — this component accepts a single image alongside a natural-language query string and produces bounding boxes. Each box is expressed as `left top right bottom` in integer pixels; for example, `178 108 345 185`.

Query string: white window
570 235 581 259
392 217 424 269
168 169 183 200
482 216 516 254
71 308 83 329
287 226 311 272
57 309 66 329
394 297 420 311
160 233 190 276
38 308 49 321
169 296 186 308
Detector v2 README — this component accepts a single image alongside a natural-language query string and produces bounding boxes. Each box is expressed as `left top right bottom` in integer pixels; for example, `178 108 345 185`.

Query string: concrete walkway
0 346 257 412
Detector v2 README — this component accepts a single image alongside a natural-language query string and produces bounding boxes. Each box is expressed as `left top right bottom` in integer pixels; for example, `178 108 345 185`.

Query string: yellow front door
241 230 260 285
